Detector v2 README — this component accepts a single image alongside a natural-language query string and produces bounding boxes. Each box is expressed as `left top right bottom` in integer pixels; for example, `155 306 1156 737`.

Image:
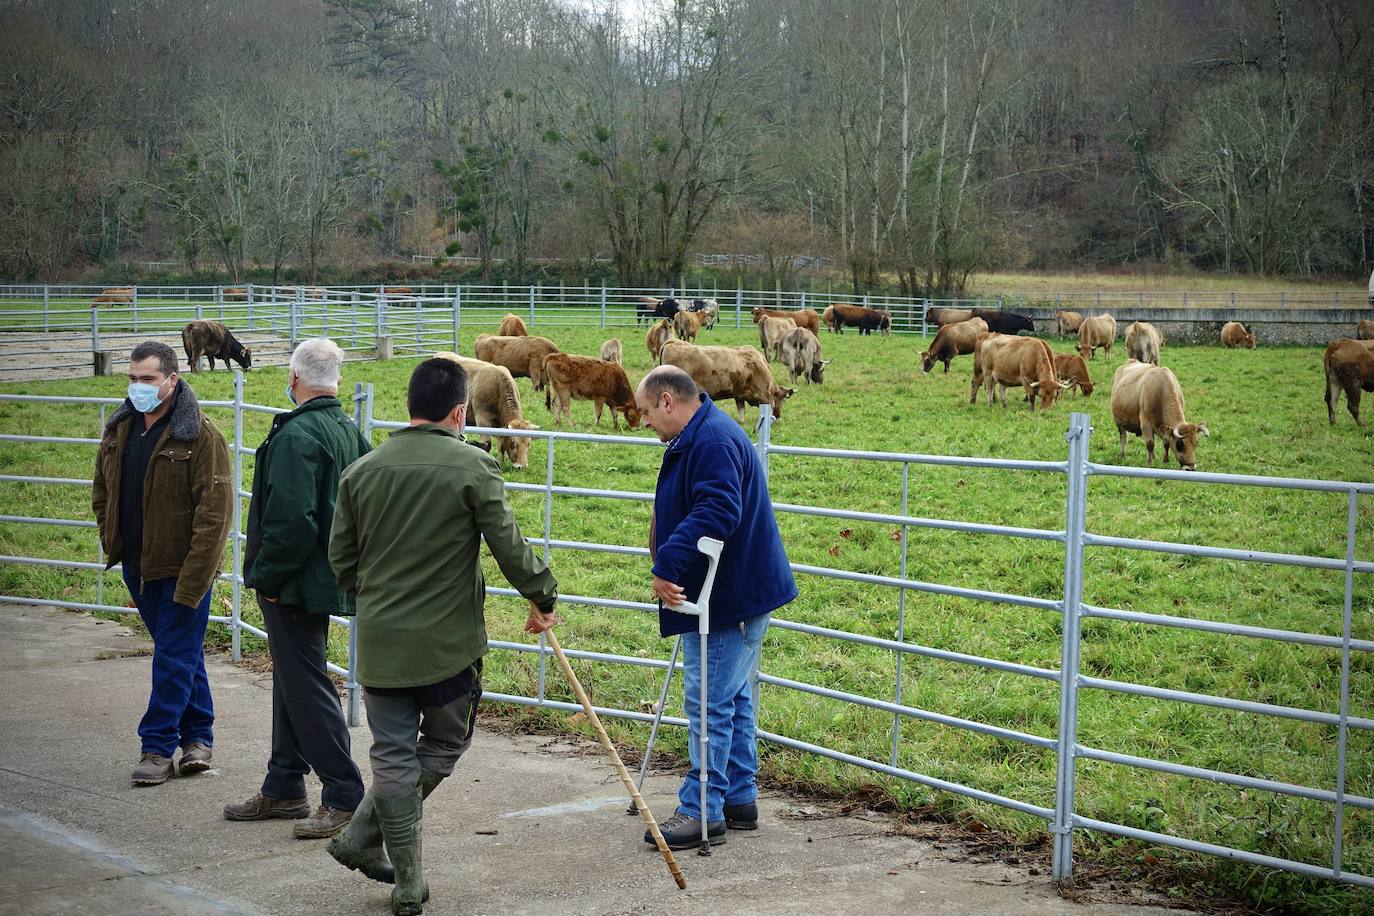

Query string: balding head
636 366 702 441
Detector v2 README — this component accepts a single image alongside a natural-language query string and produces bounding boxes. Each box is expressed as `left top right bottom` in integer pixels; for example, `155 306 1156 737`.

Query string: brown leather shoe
178 743 213 775
223 792 311 821
294 805 354 839
132 753 174 786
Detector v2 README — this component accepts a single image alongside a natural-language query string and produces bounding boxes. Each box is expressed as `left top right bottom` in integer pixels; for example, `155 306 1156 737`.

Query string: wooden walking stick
542 623 687 890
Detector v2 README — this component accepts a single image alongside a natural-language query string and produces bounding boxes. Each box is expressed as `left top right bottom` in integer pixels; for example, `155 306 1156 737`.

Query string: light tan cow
1358 320 1374 341
674 308 704 343
1220 321 1256 349
971 335 1072 410
646 319 676 360
1324 338 1374 425
473 334 560 390
1056 310 1084 337
92 287 133 306
1110 360 1209 469
599 338 622 365
1077 314 1118 359
821 305 836 332
758 315 795 361
660 341 795 420
1125 321 1164 365
750 307 821 335
434 351 538 469
778 327 828 384
541 353 641 429
920 317 989 373
498 313 529 336
930 307 974 326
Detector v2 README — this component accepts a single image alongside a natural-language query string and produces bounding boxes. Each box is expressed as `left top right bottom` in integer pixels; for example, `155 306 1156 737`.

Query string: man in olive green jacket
226 338 371 840
327 357 557 916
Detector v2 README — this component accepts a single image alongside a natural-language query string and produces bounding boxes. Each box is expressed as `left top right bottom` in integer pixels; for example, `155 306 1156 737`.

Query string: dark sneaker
294 805 354 839
724 801 758 831
132 753 174 786
223 793 311 821
178 743 213 775
645 812 726 850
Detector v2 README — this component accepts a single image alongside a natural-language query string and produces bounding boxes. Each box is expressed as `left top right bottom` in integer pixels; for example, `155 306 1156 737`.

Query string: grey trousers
362 664 482 799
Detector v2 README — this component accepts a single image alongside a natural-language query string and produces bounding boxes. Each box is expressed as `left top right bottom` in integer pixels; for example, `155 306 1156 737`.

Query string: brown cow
646 319 676 360
92 287 133 306
181 320 251 372
383 286 413 296
758 316 795 361
1110 360 1209 469
1324 338 1374 426
920 317 989 373
434 352 538 469
1125 321 1164 365
1358 320 1374 341
1220 321 1256 349
473 334 560 390
971 335 1071 410
929 307 974 327
1077 314 1117 359
660 341 795 420
825 303 891 335
223 286 248 302
541 353 641 429
498 313 529 337
1056 310 1084 337
1052 353 1094 397
749 307 821 335
674 308 704 343
599 338 622 365
778 327 828 384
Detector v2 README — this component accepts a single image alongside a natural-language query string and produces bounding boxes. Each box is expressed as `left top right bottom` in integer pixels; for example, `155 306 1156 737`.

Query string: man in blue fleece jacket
635 365 797 850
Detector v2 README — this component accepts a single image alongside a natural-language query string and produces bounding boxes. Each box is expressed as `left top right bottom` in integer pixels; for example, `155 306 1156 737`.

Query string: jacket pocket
154 446 194 506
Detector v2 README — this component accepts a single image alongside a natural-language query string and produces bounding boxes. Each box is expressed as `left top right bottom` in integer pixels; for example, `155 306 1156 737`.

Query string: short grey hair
289 338 344 389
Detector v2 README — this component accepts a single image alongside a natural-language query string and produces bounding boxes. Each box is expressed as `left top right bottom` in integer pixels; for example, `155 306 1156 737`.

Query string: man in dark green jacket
226 338 371 840
327 357 557 916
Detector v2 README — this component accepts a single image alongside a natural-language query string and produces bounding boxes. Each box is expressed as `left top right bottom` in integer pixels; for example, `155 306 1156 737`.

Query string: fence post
247 283 255 329
90 306 100 355
289 300 299 349
892 462 910 766
735 287 743 329
754 404 773 479
1333 488 1359 879
131 286 139 332
600 286 607 329
344 381 373 727
537 433 556 704
1052 411 1091 882
529 285 536 324
42 285 49 332
452 286 462 350
231 370 245 663
921 299 929 337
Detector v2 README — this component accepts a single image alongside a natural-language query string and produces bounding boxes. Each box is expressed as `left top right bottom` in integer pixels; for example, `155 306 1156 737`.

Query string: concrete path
0 604 1185 916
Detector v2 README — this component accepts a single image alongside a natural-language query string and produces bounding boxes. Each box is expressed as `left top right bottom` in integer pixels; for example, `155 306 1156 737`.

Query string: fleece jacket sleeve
650 441 744 588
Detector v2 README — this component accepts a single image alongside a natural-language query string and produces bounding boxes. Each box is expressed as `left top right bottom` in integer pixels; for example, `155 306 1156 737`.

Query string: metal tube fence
0 384 1370 891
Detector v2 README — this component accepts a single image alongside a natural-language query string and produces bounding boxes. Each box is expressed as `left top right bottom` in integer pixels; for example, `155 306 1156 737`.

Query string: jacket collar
106 379 201 441
392 422 462 440
272 395 341 432
665 394 714 456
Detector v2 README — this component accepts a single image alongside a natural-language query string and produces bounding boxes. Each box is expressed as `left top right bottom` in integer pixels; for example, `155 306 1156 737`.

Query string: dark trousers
363 664 482 799
124 574 214 758
259 597 365 811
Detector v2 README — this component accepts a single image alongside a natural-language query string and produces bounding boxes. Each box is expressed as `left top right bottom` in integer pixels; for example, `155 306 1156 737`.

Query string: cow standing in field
1324 339 1374 426
182 320 252 372
660 340 795 420
223 286 248 302
750 306 822 336
674 308 704 343
1052 353 1094 397
600 338 622 364
758 316 795 361
1077 314 1118 359
434 351 539 468
382 287 412 296
92 287 133 306
1125 321 1164 365
1358 320 1374 341
1056 310 1084 337
473 334 560 390
972 309 1035 335
498 313 529 336
821 305 836 332
971 335 1071 410
825 303 891 335
686 298 719 329
541 354 641 429
636 296 680 325
1220 321 1256 349
928 307 974 326
779 327 828 384
1110 360 1209 470
646 319 676 360
920 317 988 373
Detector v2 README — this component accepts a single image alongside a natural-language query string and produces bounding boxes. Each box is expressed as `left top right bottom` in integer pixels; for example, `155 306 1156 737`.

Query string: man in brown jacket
92 341 233 786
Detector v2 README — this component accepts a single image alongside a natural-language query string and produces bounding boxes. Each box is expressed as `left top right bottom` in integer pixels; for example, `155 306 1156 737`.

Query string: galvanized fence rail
0 382 1369 891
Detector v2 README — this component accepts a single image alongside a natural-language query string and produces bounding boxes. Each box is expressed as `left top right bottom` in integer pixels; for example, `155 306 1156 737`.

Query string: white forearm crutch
627 633 682 815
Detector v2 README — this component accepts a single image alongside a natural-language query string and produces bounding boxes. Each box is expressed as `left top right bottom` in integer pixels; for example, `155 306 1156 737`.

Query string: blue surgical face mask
128 379 168 413
285 377 298 406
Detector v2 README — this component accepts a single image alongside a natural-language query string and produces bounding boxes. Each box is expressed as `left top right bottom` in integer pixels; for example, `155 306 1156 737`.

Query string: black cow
972 309 1035 335
182 320 252 372
635 296 681 325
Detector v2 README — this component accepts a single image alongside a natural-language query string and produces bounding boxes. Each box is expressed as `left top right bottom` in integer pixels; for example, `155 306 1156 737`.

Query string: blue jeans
677 612 770 822
124 575 215 757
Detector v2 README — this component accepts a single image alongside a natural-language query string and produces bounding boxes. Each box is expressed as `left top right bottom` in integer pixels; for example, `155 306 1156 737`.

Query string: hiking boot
294 805 354 839
328 792 393 884
375 789 429 915
645 812 726 850
178 742 213 775
724 801 758 831
223 792 311 821
132 753 174 786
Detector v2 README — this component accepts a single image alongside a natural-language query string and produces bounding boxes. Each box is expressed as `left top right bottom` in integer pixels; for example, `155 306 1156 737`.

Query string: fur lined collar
106 380 203 441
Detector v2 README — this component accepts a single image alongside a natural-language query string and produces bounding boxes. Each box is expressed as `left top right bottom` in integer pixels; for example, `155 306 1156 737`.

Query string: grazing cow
1051 353 1094 397
1220 321 1256 349
181 320 252 372
920 317 989 373
646 319 676 360
758 316 795 361
660 341 796 420
541 353 641 429
636 296 680 325
1125 321 1164 365
600 338 622 365
473 334 560 390
1358 320 1374 341
1077 314 1118 359
92 287 133 306
779 327 828 384
1324 338 1374 426
1056 310 1084 337
674 308 704 343
223 286 248 302
750 307 822 336
434 352 538 469
971 308 1035 335
929 307 974 327
825 303 891 335
498 313 529 337
971 335 1071 410
686 298 719 329
1110 360 1209 470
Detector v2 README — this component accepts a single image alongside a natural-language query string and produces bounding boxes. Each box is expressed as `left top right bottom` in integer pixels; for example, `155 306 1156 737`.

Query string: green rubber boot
375 789 428 916
326 792 394 884
417 769 446 800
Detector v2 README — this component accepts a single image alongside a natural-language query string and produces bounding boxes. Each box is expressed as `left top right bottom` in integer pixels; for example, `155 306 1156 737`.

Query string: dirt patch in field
0 330 293 381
